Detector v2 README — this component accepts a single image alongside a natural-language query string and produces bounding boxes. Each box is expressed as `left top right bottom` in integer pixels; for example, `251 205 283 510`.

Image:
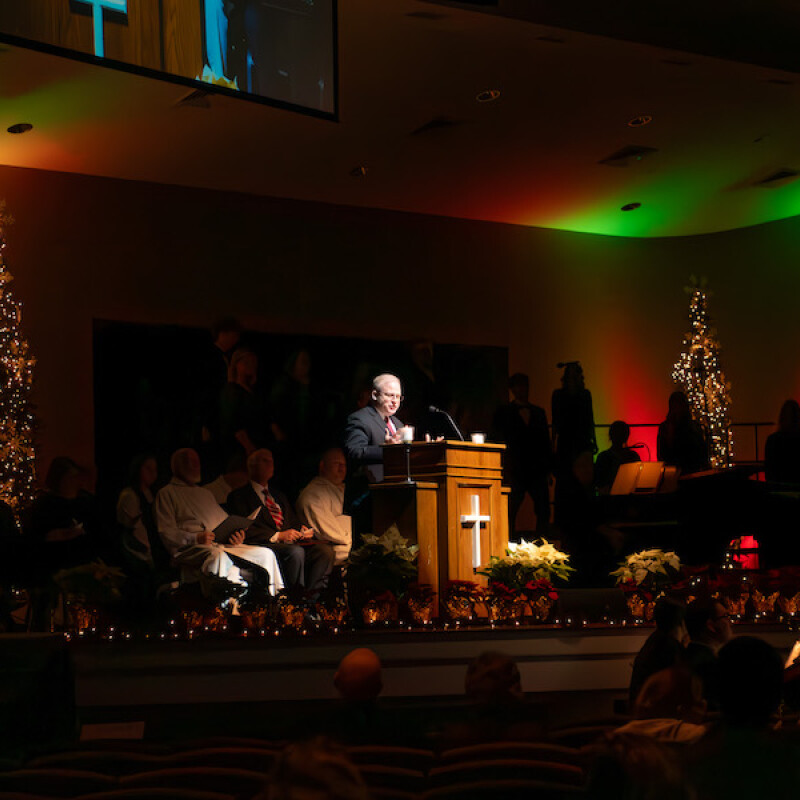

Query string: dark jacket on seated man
227 481 333 596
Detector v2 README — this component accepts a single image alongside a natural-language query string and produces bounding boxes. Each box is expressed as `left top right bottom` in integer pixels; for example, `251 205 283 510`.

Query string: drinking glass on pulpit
400 427 414 483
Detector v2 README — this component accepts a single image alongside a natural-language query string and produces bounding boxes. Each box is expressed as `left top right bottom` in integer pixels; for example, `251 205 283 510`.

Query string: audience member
317 648 394 745
153 448 282 596
343 373 405 484
492 372 552 538
227 449 334 599
265 738 370 800
657 391 709 475
219 347 277 464
629 598 688 707
764 399 800 485
296 448 352 565
685 597 732 710
27 456 103 571
202 453 249 507
116 453 160 568
594 420 641 494
439 651 543 748
687 636 799 800
588 732 696 800
614 667 708 744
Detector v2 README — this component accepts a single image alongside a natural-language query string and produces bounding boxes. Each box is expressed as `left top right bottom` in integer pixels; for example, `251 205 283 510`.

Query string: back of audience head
686 597 732 650
334 648 382 704
45 456 83 497
590 732 696 800
267 738 369 800
211 316 242 352
609 420 631 448
654 597 688 642
634 667 706 723
717 636 783 727
778 398 800 434
465 651 523 706
170 448 202 486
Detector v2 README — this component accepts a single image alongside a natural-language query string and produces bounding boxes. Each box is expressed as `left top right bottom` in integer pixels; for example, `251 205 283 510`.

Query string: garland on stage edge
0 201 37 516
671 276 733 468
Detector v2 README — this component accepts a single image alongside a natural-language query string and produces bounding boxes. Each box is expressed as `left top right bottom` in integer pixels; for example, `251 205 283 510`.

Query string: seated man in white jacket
154 448 283 595
296 448 352 565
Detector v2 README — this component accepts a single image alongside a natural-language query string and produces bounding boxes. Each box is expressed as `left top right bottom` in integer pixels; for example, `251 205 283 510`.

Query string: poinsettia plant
347 525 418 598
53 559 125 606
445 580 483 600
478 538 573 590
522 578 560 600
610 548 681 592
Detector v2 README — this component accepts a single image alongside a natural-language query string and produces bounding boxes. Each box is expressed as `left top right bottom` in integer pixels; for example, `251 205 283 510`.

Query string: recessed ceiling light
7 123 33 134
476 89 501 103
621 202 641 212
627 115 652 128
350 166 368 178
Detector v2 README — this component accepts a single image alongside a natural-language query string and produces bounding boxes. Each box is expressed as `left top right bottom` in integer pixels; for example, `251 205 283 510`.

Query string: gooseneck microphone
428 405 465 441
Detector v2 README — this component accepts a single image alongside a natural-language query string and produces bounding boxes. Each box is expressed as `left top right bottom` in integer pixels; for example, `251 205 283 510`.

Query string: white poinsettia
480 538 573 586
362 525 419 562
611 548 681 587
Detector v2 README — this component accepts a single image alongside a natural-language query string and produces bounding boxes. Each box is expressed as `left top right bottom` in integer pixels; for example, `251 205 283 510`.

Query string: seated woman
764 399 800 485
117 454 158 567
27 456 103 573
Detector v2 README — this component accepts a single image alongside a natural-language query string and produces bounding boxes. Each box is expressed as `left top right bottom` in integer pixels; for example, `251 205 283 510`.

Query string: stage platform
68 623 797 709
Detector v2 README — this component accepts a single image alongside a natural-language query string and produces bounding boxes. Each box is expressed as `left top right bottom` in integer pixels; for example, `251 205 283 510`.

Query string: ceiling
2 0 800 237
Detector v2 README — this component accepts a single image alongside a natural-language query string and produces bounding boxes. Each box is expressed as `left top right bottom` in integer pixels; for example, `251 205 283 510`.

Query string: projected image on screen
0 0 337 117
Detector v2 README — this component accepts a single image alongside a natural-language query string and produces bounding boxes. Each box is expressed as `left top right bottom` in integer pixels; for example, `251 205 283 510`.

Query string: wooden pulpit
371 441 509 604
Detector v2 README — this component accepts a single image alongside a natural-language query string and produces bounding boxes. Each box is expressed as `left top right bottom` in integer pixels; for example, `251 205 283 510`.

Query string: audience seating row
0 737 594 799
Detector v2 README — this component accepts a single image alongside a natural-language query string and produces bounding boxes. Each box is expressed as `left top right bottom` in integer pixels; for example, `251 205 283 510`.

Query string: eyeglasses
378 391 404 401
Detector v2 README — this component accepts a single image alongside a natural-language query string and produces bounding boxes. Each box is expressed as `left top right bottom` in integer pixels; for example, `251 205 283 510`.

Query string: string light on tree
0 202 37 514
671 277 733 469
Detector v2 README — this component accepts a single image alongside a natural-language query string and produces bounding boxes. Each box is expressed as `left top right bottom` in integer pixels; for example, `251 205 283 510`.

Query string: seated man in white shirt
296 448 352 565
153 448 283 596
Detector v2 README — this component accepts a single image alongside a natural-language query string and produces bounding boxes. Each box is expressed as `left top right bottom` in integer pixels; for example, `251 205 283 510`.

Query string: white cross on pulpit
460 494 491 570
75 0 128 58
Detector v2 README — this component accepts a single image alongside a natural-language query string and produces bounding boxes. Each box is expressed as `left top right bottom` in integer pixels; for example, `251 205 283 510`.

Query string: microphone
428 405 465 441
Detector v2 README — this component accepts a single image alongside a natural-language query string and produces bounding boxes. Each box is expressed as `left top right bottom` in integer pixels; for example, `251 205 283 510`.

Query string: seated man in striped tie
227 449 334 598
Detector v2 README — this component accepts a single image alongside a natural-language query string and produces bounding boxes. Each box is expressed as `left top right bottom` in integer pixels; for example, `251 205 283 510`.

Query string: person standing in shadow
657 390 709 475
765 399 800 485
492 373 552 540
551 362 596 572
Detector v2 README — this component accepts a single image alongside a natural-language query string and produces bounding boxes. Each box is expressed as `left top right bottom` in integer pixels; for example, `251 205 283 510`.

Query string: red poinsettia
619 578 653 601
445 580 483 599
523 579 559 601
488 582 517 600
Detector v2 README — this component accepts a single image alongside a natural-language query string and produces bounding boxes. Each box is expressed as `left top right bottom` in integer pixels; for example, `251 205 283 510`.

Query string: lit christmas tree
0 202 37 514
671 277 733 468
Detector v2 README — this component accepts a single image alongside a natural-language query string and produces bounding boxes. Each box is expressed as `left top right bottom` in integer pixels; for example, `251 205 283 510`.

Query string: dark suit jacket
492 402 552 483
342 405 403 483
226 483 302 544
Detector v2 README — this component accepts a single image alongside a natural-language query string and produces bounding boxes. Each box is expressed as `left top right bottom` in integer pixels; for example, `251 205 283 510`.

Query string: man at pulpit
343 374 404 483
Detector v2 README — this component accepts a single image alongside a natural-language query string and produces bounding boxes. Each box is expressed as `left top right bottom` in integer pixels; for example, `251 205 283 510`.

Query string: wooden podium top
382 440 505 482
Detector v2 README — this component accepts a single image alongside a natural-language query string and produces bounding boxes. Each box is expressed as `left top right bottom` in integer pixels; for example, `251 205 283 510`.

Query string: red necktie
386 417 397 437
263 489 284 530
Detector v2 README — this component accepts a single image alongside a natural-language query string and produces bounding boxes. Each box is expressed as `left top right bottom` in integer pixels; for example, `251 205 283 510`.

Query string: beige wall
0 163 794 476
